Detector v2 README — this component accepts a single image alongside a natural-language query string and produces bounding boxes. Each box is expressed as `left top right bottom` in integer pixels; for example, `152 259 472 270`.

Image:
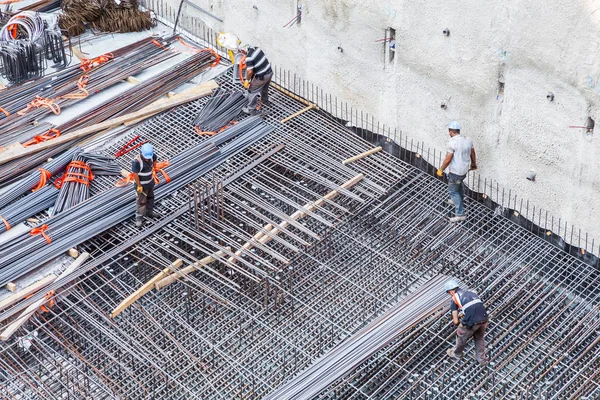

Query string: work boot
135 216 143 228
261 100 271 107
447 198 454 206
446 348 462 360
242 106 253 114
449 215 466 223
146 211 161 219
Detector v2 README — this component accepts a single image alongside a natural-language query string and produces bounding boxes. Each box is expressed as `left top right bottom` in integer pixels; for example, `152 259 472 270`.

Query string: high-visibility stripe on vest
135 155 154 186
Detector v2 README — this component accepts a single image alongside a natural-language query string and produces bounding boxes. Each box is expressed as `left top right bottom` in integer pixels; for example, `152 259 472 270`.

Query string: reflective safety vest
135 155 154 187
451 289 482 314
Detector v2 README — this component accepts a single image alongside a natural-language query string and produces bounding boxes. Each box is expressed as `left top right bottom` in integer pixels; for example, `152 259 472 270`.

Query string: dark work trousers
136 187 155 218
246 72 273 110
453 322 488 365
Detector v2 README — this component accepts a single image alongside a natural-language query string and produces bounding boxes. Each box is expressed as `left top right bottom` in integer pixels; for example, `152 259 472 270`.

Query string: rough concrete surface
158 0 600 242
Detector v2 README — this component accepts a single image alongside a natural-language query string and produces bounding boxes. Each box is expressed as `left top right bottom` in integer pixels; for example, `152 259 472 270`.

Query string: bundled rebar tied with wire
0 185 59 234
0 147 81 210
51 152 121 216
193 88 247 133
0 12 67 84
0 116 273 286
264 275 452 400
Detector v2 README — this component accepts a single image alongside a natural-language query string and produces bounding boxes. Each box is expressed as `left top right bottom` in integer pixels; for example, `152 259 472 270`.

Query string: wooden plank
124 81 218 126
281 105 316 123
5 283 16 293
0 81 219 165
154 249 231 290
228 174 364 264
126 76 141 85
0 252 89 341
342 146 383 165
0 275 56 312
271 83 319 109
67 248 79 258
110 259 183 319
70 46 86 61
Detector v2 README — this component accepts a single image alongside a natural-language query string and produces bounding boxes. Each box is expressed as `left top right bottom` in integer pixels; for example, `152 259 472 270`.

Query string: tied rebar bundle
51 152 121 216
0 185 59 234
193 89 248 133
0 147 81 210
0 12 67 84
59 0 156 36
0 117 273 286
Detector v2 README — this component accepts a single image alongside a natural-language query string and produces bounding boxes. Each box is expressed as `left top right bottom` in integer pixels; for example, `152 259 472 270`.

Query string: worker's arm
438 152 454 174
246 68 254 82
470 148 477 170
452 310 460 326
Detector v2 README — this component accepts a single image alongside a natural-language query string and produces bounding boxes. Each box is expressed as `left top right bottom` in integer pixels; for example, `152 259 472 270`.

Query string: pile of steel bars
263 275 451 400
0 116 272 285
0 148 81 210
0 185 59 234
51 152 120 216
193 88 247 133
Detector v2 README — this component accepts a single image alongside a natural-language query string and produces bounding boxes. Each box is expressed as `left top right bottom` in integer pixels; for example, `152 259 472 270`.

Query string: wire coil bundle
0 12 67 84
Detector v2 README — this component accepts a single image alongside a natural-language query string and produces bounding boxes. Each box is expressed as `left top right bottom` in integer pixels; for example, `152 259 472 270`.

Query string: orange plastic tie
151 39 168 50
23 128 60 147
0 107 9 117
0 215 10 231
18 96 61 116
116 172 135 187
56 160 94 188
32 168 52 192
39 290 56 313
194 126 217 136
153 160 171 184
176 36 221 67
30 224 51 244
80 52 114 72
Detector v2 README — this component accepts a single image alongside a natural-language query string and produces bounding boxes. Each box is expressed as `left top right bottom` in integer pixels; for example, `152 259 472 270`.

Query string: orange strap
22 128 60 148
0 107 9 117
116 172 135 187
30 224 51 244
194 126 217 136
18 96 61 116
239 54 246 82
451 292 463 309
39 290 56 313
0 215 10 231
59 75 89 100
80 52 114 72
55 161 94 188
152 161 171 184
176 36 221 67
151 39 168 50
32 168 52 192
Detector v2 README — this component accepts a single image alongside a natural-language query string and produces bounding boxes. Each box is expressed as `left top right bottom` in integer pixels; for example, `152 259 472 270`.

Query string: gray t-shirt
446 135 473 176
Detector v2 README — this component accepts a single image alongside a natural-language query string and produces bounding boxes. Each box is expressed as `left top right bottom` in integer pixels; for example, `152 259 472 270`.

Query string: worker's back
451 288 488 327
447 135 473 176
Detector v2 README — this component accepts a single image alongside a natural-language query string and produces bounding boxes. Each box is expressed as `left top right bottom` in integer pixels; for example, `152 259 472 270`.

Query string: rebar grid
0 68 598 400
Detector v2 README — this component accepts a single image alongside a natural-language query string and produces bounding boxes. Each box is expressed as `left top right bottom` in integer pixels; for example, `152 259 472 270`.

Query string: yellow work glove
436 169 443 177
136 185 143 193
243 80 250 89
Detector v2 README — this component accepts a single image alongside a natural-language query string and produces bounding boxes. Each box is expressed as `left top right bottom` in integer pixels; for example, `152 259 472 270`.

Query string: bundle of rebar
263 275 451 400
0 12 67 84
0 185 59 234
193 88 247 133
0 116 273 285
0 147 81 210
51 152 120 216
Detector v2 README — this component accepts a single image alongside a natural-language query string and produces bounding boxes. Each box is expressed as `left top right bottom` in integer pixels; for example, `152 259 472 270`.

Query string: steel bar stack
193 88 247 133
0 185 59 234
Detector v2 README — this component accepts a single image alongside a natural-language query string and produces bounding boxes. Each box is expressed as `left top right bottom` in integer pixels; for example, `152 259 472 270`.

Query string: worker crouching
132 143 159 228
444 279 489 366
242 45 273 114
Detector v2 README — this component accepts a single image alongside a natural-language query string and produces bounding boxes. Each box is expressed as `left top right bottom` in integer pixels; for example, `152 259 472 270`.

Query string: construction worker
132 143 158 227
444 279 489 366
242 45 273 114
437 121 477 222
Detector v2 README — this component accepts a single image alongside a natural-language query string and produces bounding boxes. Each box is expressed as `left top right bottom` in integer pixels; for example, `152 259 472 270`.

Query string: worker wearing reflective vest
444 279 489 366
132 143 158 228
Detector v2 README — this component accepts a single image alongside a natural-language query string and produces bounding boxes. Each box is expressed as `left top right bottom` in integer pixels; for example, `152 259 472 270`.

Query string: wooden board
0 275 56 312
0 81 219 165
110 259 183 319
342 147 382 164
5 283 16 293
154 249 230 290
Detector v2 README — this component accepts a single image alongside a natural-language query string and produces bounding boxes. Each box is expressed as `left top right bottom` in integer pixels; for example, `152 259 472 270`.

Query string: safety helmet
444 279 460 292
448 121 461 130
141 143 154 159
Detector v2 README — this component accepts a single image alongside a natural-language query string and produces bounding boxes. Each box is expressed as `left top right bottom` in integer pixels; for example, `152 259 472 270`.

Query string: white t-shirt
446 135 473 176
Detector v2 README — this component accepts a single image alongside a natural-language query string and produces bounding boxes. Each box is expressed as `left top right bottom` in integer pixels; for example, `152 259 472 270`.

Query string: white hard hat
448 121 461 130
444 279 460 292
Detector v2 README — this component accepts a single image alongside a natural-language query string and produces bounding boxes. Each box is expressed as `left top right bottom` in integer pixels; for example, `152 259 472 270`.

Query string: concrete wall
174 0 600 242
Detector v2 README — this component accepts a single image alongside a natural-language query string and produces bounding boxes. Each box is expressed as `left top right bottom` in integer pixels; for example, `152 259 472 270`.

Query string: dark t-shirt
450 289 488 327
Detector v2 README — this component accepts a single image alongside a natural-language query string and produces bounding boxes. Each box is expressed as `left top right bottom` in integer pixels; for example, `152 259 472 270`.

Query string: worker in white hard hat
241 45 273 114
444 279 489 366
132 143 159 228
436 121 477 222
